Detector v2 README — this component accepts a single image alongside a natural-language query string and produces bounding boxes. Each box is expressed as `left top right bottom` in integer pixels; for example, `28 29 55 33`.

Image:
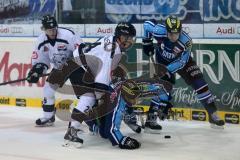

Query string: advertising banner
85 24 143 38
0 24 34 36
105 0 141 14
125 42 240 112
0 23 203 38
0 38 42 98
204 23 240 38
0 24 85 37
0 0 56 24
105 0 240 23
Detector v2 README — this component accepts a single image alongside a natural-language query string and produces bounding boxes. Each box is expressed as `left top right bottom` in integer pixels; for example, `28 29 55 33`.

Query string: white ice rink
0 106 239 160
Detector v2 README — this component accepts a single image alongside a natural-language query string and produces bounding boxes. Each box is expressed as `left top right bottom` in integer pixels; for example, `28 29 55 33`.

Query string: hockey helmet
115 22 136 51
115 22 136 38
165 15 182 33
41 15 58 29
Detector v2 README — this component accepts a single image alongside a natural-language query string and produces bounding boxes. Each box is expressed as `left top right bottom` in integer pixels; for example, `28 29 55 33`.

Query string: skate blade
35 122 54 127
62 140 83 148
144 128 162 134
127 124 142 134
210 124 224 130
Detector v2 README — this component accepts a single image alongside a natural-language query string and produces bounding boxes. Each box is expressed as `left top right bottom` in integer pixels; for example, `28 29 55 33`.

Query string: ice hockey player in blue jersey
96 78 172 149
64 75 172 149
140 15 225 132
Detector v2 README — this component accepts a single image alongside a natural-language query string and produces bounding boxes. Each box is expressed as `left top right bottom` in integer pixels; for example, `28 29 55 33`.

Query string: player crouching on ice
63 75 172 149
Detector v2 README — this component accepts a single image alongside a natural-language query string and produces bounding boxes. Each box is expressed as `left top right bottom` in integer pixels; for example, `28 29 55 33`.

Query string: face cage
118 35 136 52
167 32 180 41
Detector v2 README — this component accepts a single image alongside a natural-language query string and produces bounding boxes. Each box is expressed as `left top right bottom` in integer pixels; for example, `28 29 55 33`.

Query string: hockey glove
142 38 154 56
27 63 48 83
119 136 141 149
161 71 176 84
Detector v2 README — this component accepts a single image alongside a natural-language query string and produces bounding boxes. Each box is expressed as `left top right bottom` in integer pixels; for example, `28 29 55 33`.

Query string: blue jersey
99 79 171 146
143 20 192 73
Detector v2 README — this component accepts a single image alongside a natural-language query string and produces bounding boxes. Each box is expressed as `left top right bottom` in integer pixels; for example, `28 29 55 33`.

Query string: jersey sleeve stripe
144 21 156 26
182 31 191 41
58 27 75 35
177 40 186 49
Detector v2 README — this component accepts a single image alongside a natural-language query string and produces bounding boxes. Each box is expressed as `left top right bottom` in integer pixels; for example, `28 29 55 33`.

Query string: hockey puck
164 135 171 139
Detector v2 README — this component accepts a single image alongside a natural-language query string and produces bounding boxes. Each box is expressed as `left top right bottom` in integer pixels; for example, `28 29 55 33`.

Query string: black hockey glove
142 38 154 56
161 71 176 84
27 63 48 83
158 101 173 120
119 136 141 149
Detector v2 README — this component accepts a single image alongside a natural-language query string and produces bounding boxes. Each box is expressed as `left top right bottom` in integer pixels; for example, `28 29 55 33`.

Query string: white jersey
73 35 122 85
31 27 83 69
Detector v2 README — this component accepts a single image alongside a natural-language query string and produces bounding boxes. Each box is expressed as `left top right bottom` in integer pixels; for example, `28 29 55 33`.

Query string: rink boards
0 37 240 125
0 95 239 125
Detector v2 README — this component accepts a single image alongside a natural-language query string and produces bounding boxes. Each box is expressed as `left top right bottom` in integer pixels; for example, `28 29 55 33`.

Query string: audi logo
10 27 23 33
237 26 240 34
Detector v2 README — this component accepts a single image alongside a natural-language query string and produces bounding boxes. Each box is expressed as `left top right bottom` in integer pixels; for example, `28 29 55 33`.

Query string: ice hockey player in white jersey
63 22 137 148
27 15 84 126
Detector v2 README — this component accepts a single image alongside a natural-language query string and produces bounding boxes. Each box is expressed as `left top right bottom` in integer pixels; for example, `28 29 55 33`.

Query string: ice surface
0 106 239 160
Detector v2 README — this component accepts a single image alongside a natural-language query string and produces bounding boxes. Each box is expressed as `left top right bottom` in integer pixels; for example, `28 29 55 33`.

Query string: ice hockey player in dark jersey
140 15 225 133
27 15 84 126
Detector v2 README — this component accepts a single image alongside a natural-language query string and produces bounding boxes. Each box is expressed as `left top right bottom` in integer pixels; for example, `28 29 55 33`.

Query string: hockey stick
150 55 156 71
0 73 50 86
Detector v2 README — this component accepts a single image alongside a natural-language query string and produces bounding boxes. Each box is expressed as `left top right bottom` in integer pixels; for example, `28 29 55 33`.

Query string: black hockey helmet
115 22 136 38
165 15 182 33
41 15 58 29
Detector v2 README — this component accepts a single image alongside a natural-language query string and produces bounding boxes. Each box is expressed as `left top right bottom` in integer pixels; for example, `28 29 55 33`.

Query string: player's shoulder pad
57 27 77 44
179 31 192 49
37 33 46 41
103 35 114 52
58 27 75 35
144 21 166 36
103 35 113 44
36 33 48 50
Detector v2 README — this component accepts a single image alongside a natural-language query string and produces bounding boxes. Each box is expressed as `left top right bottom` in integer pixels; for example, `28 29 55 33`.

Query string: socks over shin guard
202 101 217 115
71 108 89 123
193 81 217 115
42 104 55 112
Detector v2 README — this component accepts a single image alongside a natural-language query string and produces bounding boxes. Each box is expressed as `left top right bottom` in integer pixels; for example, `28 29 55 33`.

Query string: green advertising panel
123 43 240 112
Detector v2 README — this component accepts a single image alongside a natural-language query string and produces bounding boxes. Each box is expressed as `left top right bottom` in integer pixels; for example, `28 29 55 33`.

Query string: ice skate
35 115 55 127
125 120 142 133
124 112 142 133
63 126 84 148
89 123 100 135
144 113 162 134
209 112 225 129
